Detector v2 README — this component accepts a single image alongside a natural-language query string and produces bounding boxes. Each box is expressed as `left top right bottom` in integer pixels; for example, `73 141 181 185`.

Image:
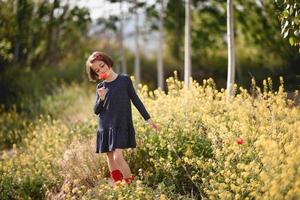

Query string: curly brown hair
85 51 114 82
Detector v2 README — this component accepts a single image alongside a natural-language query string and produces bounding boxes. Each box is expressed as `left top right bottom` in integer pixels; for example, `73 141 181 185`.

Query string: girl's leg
106 151 123 182
106 151 119 171
113 149 132 178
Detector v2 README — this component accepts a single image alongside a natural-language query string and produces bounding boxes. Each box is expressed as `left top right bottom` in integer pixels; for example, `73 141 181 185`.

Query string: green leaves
289 36 295 45
0 0 92 67
0 39 13 62
277 0 300 50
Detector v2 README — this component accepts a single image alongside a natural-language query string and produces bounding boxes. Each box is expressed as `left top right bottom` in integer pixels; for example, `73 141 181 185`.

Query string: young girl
85 51 160 185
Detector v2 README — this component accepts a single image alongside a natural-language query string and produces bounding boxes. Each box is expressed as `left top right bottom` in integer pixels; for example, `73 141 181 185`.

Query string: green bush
0 60 86 117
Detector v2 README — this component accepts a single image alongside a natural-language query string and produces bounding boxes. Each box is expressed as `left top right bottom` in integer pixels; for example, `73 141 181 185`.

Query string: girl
85 51 160 185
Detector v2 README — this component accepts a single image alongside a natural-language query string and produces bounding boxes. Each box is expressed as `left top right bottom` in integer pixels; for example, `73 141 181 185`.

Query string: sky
73 0 131 20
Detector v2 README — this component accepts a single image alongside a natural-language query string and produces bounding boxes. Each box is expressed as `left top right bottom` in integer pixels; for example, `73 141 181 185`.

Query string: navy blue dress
93 74 151 153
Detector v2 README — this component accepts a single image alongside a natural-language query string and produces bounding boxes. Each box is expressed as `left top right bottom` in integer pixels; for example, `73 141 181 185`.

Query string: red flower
91 54 103 63
236 138 244 145
95 54 103 61
99 73 108 80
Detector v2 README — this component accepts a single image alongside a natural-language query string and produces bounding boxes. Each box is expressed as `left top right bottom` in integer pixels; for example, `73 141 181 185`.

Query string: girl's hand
147 118 160 133
97 87 107 101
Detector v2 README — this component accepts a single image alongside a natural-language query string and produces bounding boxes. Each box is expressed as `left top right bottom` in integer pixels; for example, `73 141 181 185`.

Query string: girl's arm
93 84 105 115
126 76 151 121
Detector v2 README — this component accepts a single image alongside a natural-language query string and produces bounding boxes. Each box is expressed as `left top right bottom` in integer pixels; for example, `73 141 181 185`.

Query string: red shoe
110 169 123 182
124 174 135 185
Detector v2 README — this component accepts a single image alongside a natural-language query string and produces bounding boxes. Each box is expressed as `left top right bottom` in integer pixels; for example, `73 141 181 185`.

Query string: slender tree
46 0 60 65
184 0 191 88
119 0 127 74
14 0 28 65
134 0 141 85
157 0 164 90
226 0 235 98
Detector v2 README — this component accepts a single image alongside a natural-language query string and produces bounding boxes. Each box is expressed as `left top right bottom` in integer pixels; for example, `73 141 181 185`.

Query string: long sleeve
93 85 105 115
127 76 151 121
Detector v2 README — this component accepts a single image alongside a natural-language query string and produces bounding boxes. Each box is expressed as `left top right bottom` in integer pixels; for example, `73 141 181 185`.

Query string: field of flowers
1 72 300 199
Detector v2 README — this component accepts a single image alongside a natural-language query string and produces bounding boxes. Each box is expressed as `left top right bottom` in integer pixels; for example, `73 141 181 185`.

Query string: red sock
124 174 135 184
110 169 123 182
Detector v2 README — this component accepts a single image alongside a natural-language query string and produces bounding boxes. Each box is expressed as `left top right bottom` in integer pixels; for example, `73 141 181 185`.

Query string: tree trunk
14 0 27 65
157 0 164 90
226 0 235 98
46 0 59 66
53 2 68 65
134 0 141 85
184 0 191 88
120 0 127 74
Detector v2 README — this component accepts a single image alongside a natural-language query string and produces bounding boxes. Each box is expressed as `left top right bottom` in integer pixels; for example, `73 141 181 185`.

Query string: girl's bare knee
106 151 114 161
113 149 124 163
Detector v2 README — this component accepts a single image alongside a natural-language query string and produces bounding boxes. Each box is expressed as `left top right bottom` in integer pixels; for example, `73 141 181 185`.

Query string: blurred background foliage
0 0 300 146
1 0 300 113
1 0 300 112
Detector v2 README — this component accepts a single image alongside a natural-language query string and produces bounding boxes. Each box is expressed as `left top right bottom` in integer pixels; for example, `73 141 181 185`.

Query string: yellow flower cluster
131 73 300 199
1 72 299 199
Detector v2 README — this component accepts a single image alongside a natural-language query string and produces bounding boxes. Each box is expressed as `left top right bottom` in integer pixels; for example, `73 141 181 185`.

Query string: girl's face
91 60 111 78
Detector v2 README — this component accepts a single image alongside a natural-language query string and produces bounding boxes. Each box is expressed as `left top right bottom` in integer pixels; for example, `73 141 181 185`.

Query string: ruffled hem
95 127 136 153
